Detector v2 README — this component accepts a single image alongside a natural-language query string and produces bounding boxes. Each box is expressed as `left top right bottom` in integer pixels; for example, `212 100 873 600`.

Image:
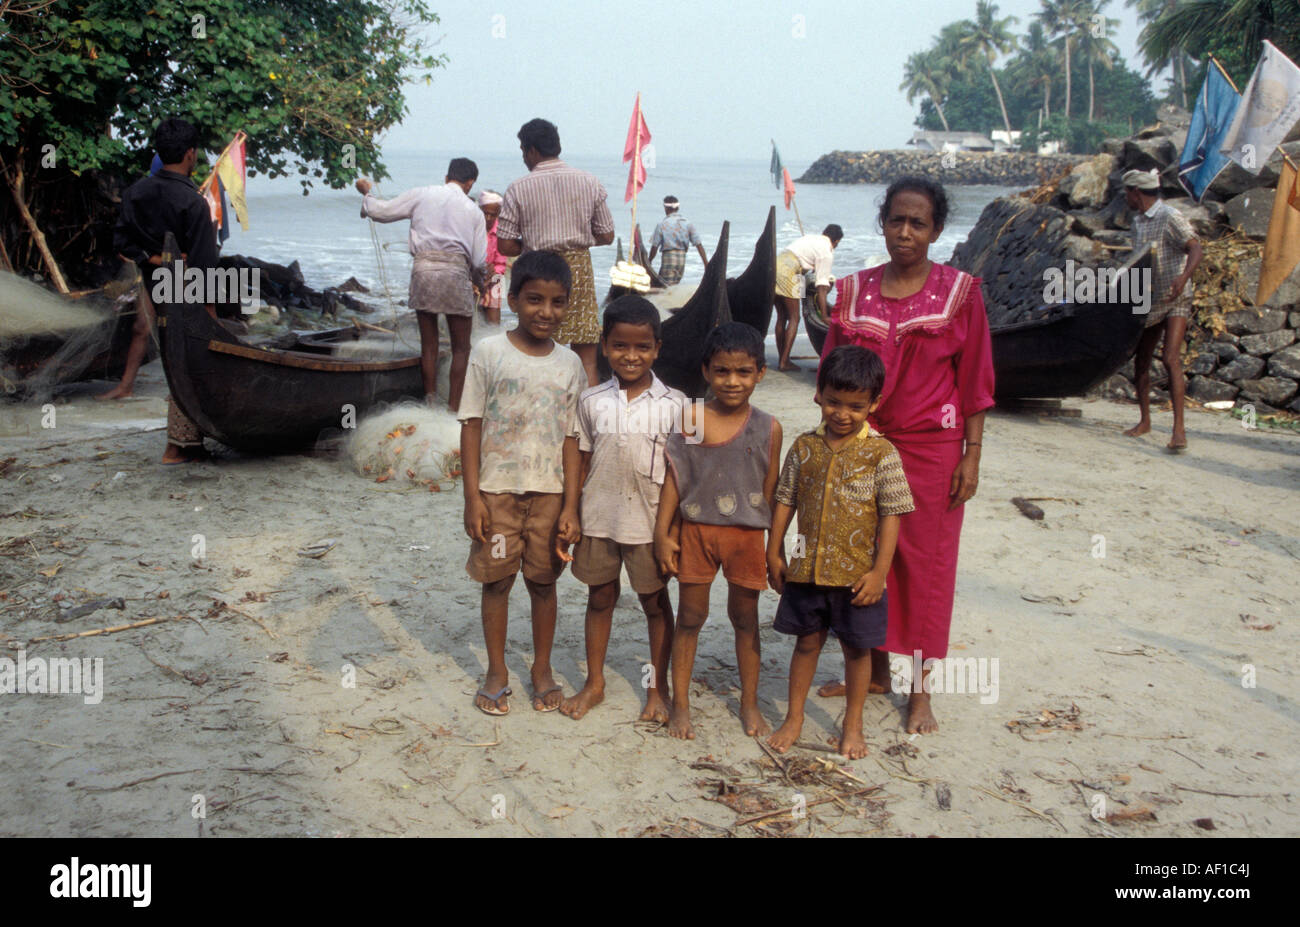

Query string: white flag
1219 40 1300 174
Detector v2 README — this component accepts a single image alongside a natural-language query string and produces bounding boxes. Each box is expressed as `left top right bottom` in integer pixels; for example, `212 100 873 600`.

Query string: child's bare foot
740 703 770 737
639 689 670 724
95 384 132 400
839 730 869 759
559 683 603 720
906 692 939 733
767 716 803 753
1167 430 1187 451
816 679 846 698
1123 421 1151 437
667 705 695 739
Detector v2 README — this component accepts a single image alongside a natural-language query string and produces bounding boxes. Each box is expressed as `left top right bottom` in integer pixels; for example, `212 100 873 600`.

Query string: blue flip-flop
531 685 563 713
475 684 511 716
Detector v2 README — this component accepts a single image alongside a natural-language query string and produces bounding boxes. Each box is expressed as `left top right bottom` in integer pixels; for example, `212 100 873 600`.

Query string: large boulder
1206 159 1282 201
1187 376 1238 402
1215 354 1265 381
1208 341 1240 363
1222 308 1287 335
1165 198 1225 239
1267 343 1300 379
1223 190 1274 239
1239 328 1296 355
1187 350 1217 375
1060 153 1118 209
1237 377 1299 406
1122 137 1178 172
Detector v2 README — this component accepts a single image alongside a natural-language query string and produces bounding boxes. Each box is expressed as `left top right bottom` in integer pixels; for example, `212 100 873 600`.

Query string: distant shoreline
799 149 1083 187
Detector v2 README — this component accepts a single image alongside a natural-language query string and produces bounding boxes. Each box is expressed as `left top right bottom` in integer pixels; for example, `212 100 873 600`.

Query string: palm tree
901 49 953 131
1140 0 1300 66
1022 20 1057 118
1077 1 1120 119
1038 0 1091 120
958 0 1020 136
1127 0 1189 107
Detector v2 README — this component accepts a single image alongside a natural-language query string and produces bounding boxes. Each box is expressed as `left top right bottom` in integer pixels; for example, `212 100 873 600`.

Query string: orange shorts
676 520 768 591
465 491 566 584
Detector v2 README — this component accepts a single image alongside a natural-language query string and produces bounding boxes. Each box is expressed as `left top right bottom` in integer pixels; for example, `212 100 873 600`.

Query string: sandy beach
1 353 1297 838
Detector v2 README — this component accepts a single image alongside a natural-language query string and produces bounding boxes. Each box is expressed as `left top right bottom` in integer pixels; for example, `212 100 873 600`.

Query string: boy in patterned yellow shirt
766 345 914 759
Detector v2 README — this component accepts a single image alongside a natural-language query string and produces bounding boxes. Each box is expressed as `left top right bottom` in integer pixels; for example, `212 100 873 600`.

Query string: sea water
218 150 1017 356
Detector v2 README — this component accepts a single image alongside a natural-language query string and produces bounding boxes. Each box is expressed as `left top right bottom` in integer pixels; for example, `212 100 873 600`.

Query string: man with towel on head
355 157 487 412
1121 168 1203 451
647 195 707 286
497 118 616 386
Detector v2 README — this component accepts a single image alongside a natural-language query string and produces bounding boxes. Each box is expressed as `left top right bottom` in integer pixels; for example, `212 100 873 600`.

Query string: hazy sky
383 0 1149 164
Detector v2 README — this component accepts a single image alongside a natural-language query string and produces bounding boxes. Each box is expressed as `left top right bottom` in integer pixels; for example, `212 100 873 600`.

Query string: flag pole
1209 55 1240 94
630 93 641 261
792 195 805 235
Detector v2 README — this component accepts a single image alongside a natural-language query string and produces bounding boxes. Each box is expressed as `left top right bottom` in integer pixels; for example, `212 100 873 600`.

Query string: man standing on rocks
1122 169 1203 451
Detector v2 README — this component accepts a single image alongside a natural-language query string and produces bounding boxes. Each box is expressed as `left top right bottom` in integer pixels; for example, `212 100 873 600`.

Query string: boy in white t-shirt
458 250 587 716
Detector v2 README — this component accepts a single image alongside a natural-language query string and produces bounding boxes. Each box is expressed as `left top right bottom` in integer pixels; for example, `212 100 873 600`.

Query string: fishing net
344 401 463 491
0 268 139 401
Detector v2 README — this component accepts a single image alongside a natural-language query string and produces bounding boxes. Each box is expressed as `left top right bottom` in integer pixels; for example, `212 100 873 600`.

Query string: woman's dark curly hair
876 175 950 232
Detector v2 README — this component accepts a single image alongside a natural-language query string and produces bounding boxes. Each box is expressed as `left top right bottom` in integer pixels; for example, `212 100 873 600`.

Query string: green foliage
1139 0 1300 86
910 0 1156 147
1 0 445 188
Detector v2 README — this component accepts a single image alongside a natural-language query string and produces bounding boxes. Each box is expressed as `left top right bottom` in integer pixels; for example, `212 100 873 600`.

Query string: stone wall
798 149 1082 187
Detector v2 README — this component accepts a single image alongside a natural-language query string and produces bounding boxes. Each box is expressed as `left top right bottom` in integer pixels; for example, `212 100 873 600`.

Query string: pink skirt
884 438 965 662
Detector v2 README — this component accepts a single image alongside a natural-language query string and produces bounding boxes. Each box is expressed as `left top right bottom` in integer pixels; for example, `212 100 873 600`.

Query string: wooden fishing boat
726 206 776 335
653 223 730 397
602 223 731 398
803 249 1155 400
1 288 155 396
154 235 422 453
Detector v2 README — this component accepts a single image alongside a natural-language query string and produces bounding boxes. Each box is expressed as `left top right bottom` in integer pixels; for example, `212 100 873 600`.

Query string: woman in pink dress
817 176 994 733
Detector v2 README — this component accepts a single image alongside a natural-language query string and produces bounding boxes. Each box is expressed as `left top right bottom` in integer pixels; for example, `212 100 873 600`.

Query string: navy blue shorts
773 582 888 651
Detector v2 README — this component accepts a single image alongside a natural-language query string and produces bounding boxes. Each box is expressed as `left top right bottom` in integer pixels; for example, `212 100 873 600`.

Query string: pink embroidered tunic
821 262 995 661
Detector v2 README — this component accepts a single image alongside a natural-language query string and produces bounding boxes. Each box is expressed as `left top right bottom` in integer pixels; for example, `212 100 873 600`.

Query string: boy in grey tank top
655 323 784 741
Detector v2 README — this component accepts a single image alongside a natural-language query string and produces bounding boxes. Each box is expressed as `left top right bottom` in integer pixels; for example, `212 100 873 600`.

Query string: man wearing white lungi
356 158 488 411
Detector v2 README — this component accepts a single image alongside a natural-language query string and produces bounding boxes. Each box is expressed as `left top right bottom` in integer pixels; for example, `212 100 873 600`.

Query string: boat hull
156 282 422 453
803 250 1154 400
726 206 776 336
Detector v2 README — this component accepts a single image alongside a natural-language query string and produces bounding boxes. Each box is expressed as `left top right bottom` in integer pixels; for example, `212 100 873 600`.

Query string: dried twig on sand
974 785 1067 831
28 615 184 643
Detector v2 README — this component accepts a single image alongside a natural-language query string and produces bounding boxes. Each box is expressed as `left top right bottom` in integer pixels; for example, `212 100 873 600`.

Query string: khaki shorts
571 535 665 594
466 491 566 584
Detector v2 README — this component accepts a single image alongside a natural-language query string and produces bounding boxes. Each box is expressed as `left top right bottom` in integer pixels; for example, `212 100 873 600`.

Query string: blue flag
1178 63 1241 201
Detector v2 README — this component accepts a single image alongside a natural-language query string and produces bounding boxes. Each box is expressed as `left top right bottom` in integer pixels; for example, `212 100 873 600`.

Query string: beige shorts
1143 298 1190 329
466 491 566 584
571 535 665 594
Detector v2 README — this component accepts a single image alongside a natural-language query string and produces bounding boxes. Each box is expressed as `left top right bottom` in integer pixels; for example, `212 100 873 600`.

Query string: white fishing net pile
345 401 462 491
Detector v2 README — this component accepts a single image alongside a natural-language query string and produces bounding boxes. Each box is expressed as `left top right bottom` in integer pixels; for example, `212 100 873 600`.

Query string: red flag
623 93 651 203
782 167 796 209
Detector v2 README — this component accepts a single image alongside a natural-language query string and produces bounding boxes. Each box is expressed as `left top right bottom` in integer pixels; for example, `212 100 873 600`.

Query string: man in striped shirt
497 118 616 385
